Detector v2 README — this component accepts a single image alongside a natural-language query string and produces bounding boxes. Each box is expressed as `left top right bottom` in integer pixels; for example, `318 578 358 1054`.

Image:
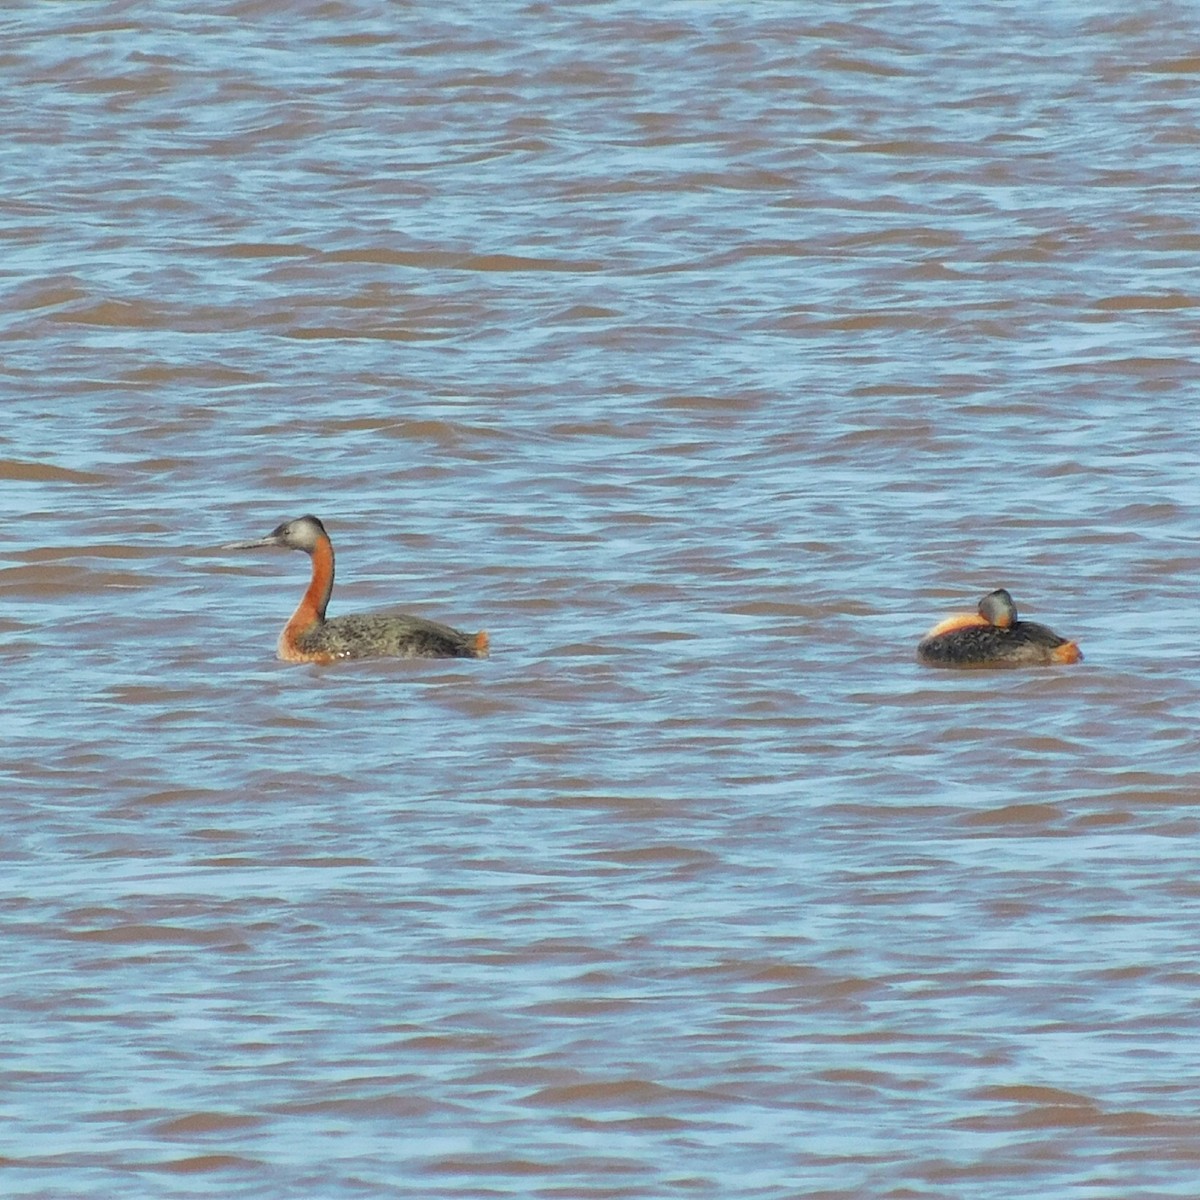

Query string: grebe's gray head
223 514 328 555
978 588 1016 629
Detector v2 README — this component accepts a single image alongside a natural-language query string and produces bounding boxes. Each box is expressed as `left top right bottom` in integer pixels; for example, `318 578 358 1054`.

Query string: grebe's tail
472 630 490 658
1053 641 1083 664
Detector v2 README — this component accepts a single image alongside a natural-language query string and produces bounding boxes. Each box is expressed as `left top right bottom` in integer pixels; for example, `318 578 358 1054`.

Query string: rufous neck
294 532 334 626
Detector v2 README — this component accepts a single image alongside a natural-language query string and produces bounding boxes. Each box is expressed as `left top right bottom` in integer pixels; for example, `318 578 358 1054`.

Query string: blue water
3 2 1200 1197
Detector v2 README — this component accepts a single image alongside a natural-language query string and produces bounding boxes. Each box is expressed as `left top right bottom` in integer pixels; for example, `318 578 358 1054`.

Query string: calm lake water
4 2 1200 1197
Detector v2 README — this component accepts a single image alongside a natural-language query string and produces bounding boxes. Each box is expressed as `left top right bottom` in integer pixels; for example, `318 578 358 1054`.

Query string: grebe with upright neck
917 588 1081 669
223 515 489 664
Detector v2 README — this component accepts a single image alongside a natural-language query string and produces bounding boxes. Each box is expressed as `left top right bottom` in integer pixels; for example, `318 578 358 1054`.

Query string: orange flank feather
922 611 989 639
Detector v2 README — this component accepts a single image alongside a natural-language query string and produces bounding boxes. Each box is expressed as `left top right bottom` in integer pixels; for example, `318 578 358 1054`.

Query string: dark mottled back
296 612 486 660
918 619 1074 668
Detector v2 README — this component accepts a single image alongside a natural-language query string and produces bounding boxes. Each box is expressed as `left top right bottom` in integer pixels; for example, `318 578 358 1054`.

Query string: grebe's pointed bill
221 534 287 551
222 517 328 555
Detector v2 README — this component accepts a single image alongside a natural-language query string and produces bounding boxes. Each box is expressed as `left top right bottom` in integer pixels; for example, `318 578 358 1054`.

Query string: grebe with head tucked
917 588 1081 669
223 515 489 664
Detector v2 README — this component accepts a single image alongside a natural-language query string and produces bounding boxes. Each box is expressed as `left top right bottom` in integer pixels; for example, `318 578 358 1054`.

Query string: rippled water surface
5 2 1200 1196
